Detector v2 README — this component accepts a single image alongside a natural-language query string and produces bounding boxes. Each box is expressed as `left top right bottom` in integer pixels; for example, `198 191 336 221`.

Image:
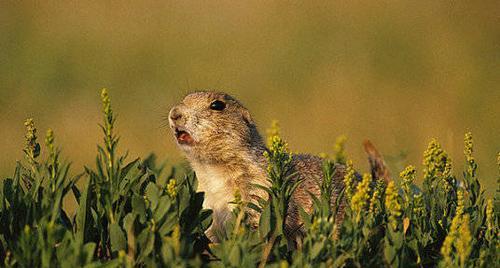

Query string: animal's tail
363 140 391 183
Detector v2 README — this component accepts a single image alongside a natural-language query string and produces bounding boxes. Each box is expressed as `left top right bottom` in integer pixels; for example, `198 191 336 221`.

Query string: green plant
0 89 498 267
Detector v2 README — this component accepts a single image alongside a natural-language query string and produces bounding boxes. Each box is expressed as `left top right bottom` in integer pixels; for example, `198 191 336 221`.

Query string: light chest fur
191 163 239 239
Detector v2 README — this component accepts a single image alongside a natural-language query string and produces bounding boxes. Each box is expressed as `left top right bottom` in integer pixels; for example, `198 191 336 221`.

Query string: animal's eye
209 100 226 111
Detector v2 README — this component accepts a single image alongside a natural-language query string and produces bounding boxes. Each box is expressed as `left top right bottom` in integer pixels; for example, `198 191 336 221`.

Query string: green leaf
83 242 97 264
333 253 352 268
71 185 81 204
259 204 271 238
178 187 190 216
145 183 160 210
154 196 171 222
310 242 324 260
228 245 241 266
109 223 126 253
132 195 147 223
384 234 400 267
199 209 213 231
137 230 155 261
75 177 91 244
123 213 136 236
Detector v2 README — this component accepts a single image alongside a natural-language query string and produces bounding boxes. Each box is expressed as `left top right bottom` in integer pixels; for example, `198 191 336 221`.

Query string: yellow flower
441 232 454 266
442 160 453 193
440 213 472 267
170 224 181 256
441 213 461 266
279 260 289 268
318 152 329 159
24 225 31 235
412 193 424 217
118 250 126 259
163 225 181 254
100 88 114 170
310 218 320 232
464 132 476 177
47 221 55 231
485 198 493 232
343 160 356 200
456 214 472 266
385 181 402 230
23 118 40 163
333 135 347 164
266 120 281 148
351 173 371 222
400 165 416 208
233 189 242 205
166 179 177 198
265 129 292 173
368 187 380 215
101 88 112 121
423 139 450 180
45 129 57 182
45 129 54 151
400 165 416 192
265 120 293 167
464 132 473 162
24 118 36 145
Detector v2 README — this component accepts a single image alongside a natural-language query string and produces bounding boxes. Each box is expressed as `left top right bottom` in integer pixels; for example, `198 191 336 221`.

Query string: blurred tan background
1 1 499 191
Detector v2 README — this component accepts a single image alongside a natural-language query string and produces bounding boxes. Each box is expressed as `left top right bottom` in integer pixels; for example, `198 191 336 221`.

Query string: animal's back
286 154 346 240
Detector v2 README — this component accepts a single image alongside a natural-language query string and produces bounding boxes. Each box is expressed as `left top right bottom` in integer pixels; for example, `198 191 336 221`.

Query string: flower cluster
45 129 58 182
164 225 181 256
400 165 416 207
318 152 328 159
456 214 472 266
264 120 292 173
267 136 289 158
166 179 177 198
233 189 243 206
351 173 371 222
45 129 54 153
485 198 493 232
423 139 450 180
23 118 40 164
266 120 281 148
464 132 476 177
385 181 402 230
464 132 474 163
101 88 113 134
264 135 292 173
310 217 333 233
442 160 453 193
343 160 356 200
368 186 380 215
441 214 459 266
441 213 472 267
333 135 347 164
412 193 425 218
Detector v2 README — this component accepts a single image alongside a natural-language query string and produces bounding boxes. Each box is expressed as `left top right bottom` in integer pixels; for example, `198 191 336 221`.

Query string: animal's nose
169 107 182 121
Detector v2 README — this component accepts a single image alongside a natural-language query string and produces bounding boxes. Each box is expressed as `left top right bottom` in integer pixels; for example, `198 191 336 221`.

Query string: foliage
0 90 498 267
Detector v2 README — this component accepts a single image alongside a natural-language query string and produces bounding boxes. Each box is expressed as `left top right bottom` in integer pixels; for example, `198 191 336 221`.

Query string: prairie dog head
168 91 263 163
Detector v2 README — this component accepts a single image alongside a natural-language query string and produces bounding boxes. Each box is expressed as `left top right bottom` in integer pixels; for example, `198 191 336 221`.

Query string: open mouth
175 128 194 145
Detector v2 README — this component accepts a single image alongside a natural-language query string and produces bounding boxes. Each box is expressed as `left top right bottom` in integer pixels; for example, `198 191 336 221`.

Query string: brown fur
168 91 382 243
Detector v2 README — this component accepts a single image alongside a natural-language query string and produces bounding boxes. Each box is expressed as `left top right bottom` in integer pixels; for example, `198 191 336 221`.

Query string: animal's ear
242 109 254 126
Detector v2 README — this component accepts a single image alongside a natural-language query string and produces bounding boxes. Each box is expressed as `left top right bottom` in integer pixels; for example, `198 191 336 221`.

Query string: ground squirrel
168 91 389 243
